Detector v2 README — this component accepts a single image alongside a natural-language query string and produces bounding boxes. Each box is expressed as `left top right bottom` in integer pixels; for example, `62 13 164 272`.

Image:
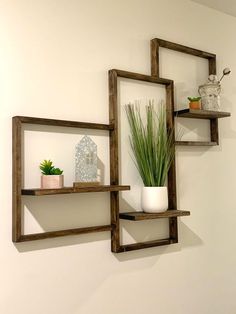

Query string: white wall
1 0 236 313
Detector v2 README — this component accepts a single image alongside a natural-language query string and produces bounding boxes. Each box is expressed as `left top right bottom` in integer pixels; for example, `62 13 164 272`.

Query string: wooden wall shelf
16 37 231 252
108 68 186 253
119 210 190 221
22 185 130 196
151 38 231 147
175 109 231 119
174 109 230 146
12 116 130 243
151 38 216 78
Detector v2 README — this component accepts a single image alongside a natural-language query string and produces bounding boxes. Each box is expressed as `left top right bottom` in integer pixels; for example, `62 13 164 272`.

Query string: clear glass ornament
75 135 97 183
198 75 221 111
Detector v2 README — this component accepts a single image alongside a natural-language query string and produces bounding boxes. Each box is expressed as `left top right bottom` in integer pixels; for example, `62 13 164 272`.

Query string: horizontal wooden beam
117 238 173 252
175 141 218 146
151 38 216 59
13 116 113 130
109 69 173 85
22 185 130 196
15 225 112 242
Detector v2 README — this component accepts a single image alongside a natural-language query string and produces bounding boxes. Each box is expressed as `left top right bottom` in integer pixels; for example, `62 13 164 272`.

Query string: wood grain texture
150 38 221 151
175 141 218 146
16 225 112 242
119 210 190 221
12 112 129 243
109 70 121 253
151 38 216 60
210 118 219 145
150 38 160 77
166 81 178 242
12 117 22 242
14 116 113 130
119 238 172 252
22 185 130 196
111 69 172 86
175 109 230 119
109 69 188 252
209 55 217 75
169 218 179 244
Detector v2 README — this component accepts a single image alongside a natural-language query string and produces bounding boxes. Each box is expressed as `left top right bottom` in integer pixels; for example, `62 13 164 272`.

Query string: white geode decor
75 135 98 184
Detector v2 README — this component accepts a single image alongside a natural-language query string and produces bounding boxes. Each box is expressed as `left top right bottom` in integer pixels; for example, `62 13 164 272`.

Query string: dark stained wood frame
109 69 182 253
12 115 131 243
119 210 190 221
150 38 222 146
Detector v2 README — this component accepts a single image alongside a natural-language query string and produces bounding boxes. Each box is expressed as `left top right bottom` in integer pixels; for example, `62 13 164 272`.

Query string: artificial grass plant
125 101 175 187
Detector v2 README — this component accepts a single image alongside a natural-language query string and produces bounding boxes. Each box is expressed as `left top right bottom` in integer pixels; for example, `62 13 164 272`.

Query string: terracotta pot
141 186 168 213
189 101 201 110
41 175 64 189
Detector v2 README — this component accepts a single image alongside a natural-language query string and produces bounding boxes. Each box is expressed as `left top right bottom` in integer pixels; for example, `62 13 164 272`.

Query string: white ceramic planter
41 175 64 189
141 186 168 213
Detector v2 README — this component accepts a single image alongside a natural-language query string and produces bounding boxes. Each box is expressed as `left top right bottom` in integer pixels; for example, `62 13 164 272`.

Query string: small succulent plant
188 97 201 102
40 160 63 175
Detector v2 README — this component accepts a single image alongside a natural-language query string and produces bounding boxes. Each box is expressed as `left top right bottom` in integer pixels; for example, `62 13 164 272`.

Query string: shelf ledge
119 210 190 221
175 141 218 146
174 109 231 119
22 185 130 196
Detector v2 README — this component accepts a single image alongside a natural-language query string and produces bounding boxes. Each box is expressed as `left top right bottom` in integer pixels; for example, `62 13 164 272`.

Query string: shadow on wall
14 194 202 258
15 192 111 253
115 221 203 262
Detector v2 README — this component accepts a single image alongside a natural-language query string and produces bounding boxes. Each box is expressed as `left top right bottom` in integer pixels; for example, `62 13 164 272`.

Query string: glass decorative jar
75 135 98 184
198 75 221 111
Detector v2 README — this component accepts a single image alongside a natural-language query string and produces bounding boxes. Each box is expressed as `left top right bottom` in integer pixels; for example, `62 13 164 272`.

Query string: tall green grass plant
125 101 175 187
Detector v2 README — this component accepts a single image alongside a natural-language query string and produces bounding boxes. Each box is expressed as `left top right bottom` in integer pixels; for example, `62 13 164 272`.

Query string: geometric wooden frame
12 40 195 250
109 69 189 253
12 115 130 242
12 38 230 250
150 38 222 146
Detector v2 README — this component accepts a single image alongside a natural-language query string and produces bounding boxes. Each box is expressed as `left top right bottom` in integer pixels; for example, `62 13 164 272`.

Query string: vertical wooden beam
150 39 160 77
109 70 121 253
210 118 219 145
209 56 217 75
12 117 22 242
166 82 178 242
208 56 219 145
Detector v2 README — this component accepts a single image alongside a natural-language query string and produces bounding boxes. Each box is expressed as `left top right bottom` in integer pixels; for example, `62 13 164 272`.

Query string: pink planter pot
41 175 64 189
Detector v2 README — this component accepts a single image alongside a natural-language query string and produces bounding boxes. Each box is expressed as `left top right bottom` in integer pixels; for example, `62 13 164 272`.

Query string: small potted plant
188 96 201 110
40 160 64 189
125 101 175 213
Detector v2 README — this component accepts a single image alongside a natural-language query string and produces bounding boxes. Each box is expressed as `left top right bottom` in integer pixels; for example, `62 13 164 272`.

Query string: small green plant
125 101 175 187
40 160 63 175
188 96 201 102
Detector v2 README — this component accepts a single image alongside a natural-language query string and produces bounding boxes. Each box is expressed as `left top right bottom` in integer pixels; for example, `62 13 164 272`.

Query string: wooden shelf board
175 141 218 146
22 185 130 196
15 225 112 242
119 210 190 221
175 109 230 119
117 238 176 252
